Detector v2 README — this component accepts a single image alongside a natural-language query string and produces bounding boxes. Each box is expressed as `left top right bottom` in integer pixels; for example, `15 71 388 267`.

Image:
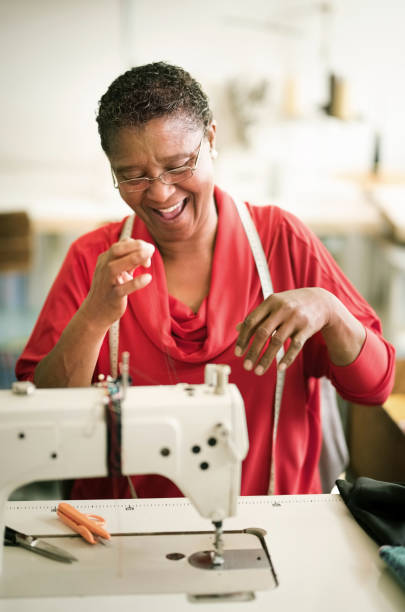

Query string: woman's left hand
234 287 365 375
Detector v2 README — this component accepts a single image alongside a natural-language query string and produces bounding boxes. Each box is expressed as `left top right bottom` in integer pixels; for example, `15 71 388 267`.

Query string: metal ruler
5 495 341 536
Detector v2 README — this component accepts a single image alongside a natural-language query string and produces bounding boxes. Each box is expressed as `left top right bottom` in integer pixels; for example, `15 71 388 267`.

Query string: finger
110 238 155 260
235 312 268 357
114 273 152 297
242 323 280 370
236 306 285 361
277 332 307 372
235 318 260 357
117 270 134 285
235 297 280 355
245 319 295 373
108 249 154 280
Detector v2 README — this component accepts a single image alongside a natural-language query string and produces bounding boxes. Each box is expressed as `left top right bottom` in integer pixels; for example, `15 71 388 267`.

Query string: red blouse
16 186 395 499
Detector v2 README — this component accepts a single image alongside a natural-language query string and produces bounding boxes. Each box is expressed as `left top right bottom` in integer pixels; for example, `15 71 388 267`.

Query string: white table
363 184 405 244
1 494 404 611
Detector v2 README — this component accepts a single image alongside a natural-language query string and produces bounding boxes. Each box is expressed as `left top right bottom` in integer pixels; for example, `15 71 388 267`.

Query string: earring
210 149 218 160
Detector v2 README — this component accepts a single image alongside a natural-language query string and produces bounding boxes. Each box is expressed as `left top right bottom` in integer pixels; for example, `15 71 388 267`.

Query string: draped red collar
128 186 263 364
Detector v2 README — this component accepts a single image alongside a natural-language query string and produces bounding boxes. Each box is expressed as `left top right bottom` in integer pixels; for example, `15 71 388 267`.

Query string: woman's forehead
109 115 201 159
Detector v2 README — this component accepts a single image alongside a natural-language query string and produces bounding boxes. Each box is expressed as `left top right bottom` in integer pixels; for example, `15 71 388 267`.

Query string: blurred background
1 0 405 386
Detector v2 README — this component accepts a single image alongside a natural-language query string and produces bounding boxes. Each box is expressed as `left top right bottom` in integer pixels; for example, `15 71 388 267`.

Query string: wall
1 0 404 205
126 0 405 172
1 0 405 353
0 0 124 204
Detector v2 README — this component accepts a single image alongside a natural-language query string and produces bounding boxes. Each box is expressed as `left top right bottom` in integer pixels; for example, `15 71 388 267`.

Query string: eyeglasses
111 133 204 193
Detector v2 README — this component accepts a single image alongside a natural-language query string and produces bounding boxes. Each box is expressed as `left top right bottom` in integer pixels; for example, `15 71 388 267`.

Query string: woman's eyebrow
115 147 197 173
115 163 143 173
158 148 196 163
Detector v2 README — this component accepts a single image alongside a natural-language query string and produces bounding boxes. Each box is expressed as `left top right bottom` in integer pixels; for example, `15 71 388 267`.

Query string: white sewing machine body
0 369 249 574
1 376 405 609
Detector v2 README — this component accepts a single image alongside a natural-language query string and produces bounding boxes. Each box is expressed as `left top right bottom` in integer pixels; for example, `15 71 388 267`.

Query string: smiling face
108 114 217 249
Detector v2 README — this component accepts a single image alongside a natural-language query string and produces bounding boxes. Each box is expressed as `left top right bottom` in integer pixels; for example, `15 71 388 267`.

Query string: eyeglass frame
111 132 205 193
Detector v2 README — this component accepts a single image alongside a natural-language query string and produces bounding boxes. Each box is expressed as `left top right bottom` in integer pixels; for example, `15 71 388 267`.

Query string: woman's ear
207 120 217 159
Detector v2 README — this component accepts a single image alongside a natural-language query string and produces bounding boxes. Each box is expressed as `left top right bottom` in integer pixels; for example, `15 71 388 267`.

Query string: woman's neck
158 198 218 312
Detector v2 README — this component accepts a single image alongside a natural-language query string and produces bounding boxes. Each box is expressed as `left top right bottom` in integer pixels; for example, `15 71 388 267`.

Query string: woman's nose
145 178 176 202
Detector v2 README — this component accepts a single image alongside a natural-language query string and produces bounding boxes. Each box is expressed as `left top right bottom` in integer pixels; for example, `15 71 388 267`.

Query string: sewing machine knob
214 365 231 395
204 364 231 393
204 364 217 386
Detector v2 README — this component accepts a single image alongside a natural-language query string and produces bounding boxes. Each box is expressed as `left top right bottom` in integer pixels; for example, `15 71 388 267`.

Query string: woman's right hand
80 238 155 330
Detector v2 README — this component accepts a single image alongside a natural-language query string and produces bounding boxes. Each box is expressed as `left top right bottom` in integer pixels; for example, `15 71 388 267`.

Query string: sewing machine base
0 529 277 599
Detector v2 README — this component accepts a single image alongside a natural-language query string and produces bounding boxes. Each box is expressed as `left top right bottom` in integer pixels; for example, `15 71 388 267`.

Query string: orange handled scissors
57 502 111 545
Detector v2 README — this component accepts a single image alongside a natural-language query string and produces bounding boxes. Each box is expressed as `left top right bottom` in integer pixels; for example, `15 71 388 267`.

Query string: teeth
160 201 183 213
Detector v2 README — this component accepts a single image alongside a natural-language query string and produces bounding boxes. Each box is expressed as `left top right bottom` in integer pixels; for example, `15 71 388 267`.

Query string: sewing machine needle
212 520 224 566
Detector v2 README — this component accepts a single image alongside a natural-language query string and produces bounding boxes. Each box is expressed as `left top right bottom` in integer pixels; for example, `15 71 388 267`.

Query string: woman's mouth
152 198 188 221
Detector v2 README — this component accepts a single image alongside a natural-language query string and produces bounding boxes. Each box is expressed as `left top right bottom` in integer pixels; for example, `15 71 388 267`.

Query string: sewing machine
1 366 405 608
0 363 249 576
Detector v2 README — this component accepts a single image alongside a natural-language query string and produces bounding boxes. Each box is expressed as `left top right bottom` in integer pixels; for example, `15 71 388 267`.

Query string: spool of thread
331 77 350 120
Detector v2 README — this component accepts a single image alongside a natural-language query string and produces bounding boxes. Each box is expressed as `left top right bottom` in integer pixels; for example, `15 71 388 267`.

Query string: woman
16 62 395 499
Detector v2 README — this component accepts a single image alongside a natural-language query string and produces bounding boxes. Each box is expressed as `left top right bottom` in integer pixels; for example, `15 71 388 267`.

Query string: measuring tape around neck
109 199 285 495
109 214 135 380
232 198 285 496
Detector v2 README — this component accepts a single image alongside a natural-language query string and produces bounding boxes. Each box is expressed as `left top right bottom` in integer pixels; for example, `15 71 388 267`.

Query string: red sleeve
329 328 395 404
15 243 93 381
15 222 122 381
250 204 396 404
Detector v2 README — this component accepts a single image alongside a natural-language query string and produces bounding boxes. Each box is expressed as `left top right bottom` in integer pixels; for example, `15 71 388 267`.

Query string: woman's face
108 115 217 246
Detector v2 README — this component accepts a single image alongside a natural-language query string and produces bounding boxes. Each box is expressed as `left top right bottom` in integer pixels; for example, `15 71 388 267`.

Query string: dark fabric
337 477 405 546
379 546 405 589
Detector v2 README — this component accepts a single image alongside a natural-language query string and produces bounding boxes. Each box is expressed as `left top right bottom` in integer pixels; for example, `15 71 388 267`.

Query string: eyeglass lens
122 167 194 192
114 132 204 193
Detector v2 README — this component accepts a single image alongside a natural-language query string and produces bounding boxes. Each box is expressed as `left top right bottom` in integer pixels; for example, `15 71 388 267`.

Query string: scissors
57 502 111 544
4 525 77 563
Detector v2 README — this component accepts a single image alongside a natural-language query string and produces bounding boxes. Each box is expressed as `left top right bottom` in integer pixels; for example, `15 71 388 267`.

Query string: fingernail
255 365 264 376
145 258 151 268
235 346 242 356
244 360 253 371
278 362 286 372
